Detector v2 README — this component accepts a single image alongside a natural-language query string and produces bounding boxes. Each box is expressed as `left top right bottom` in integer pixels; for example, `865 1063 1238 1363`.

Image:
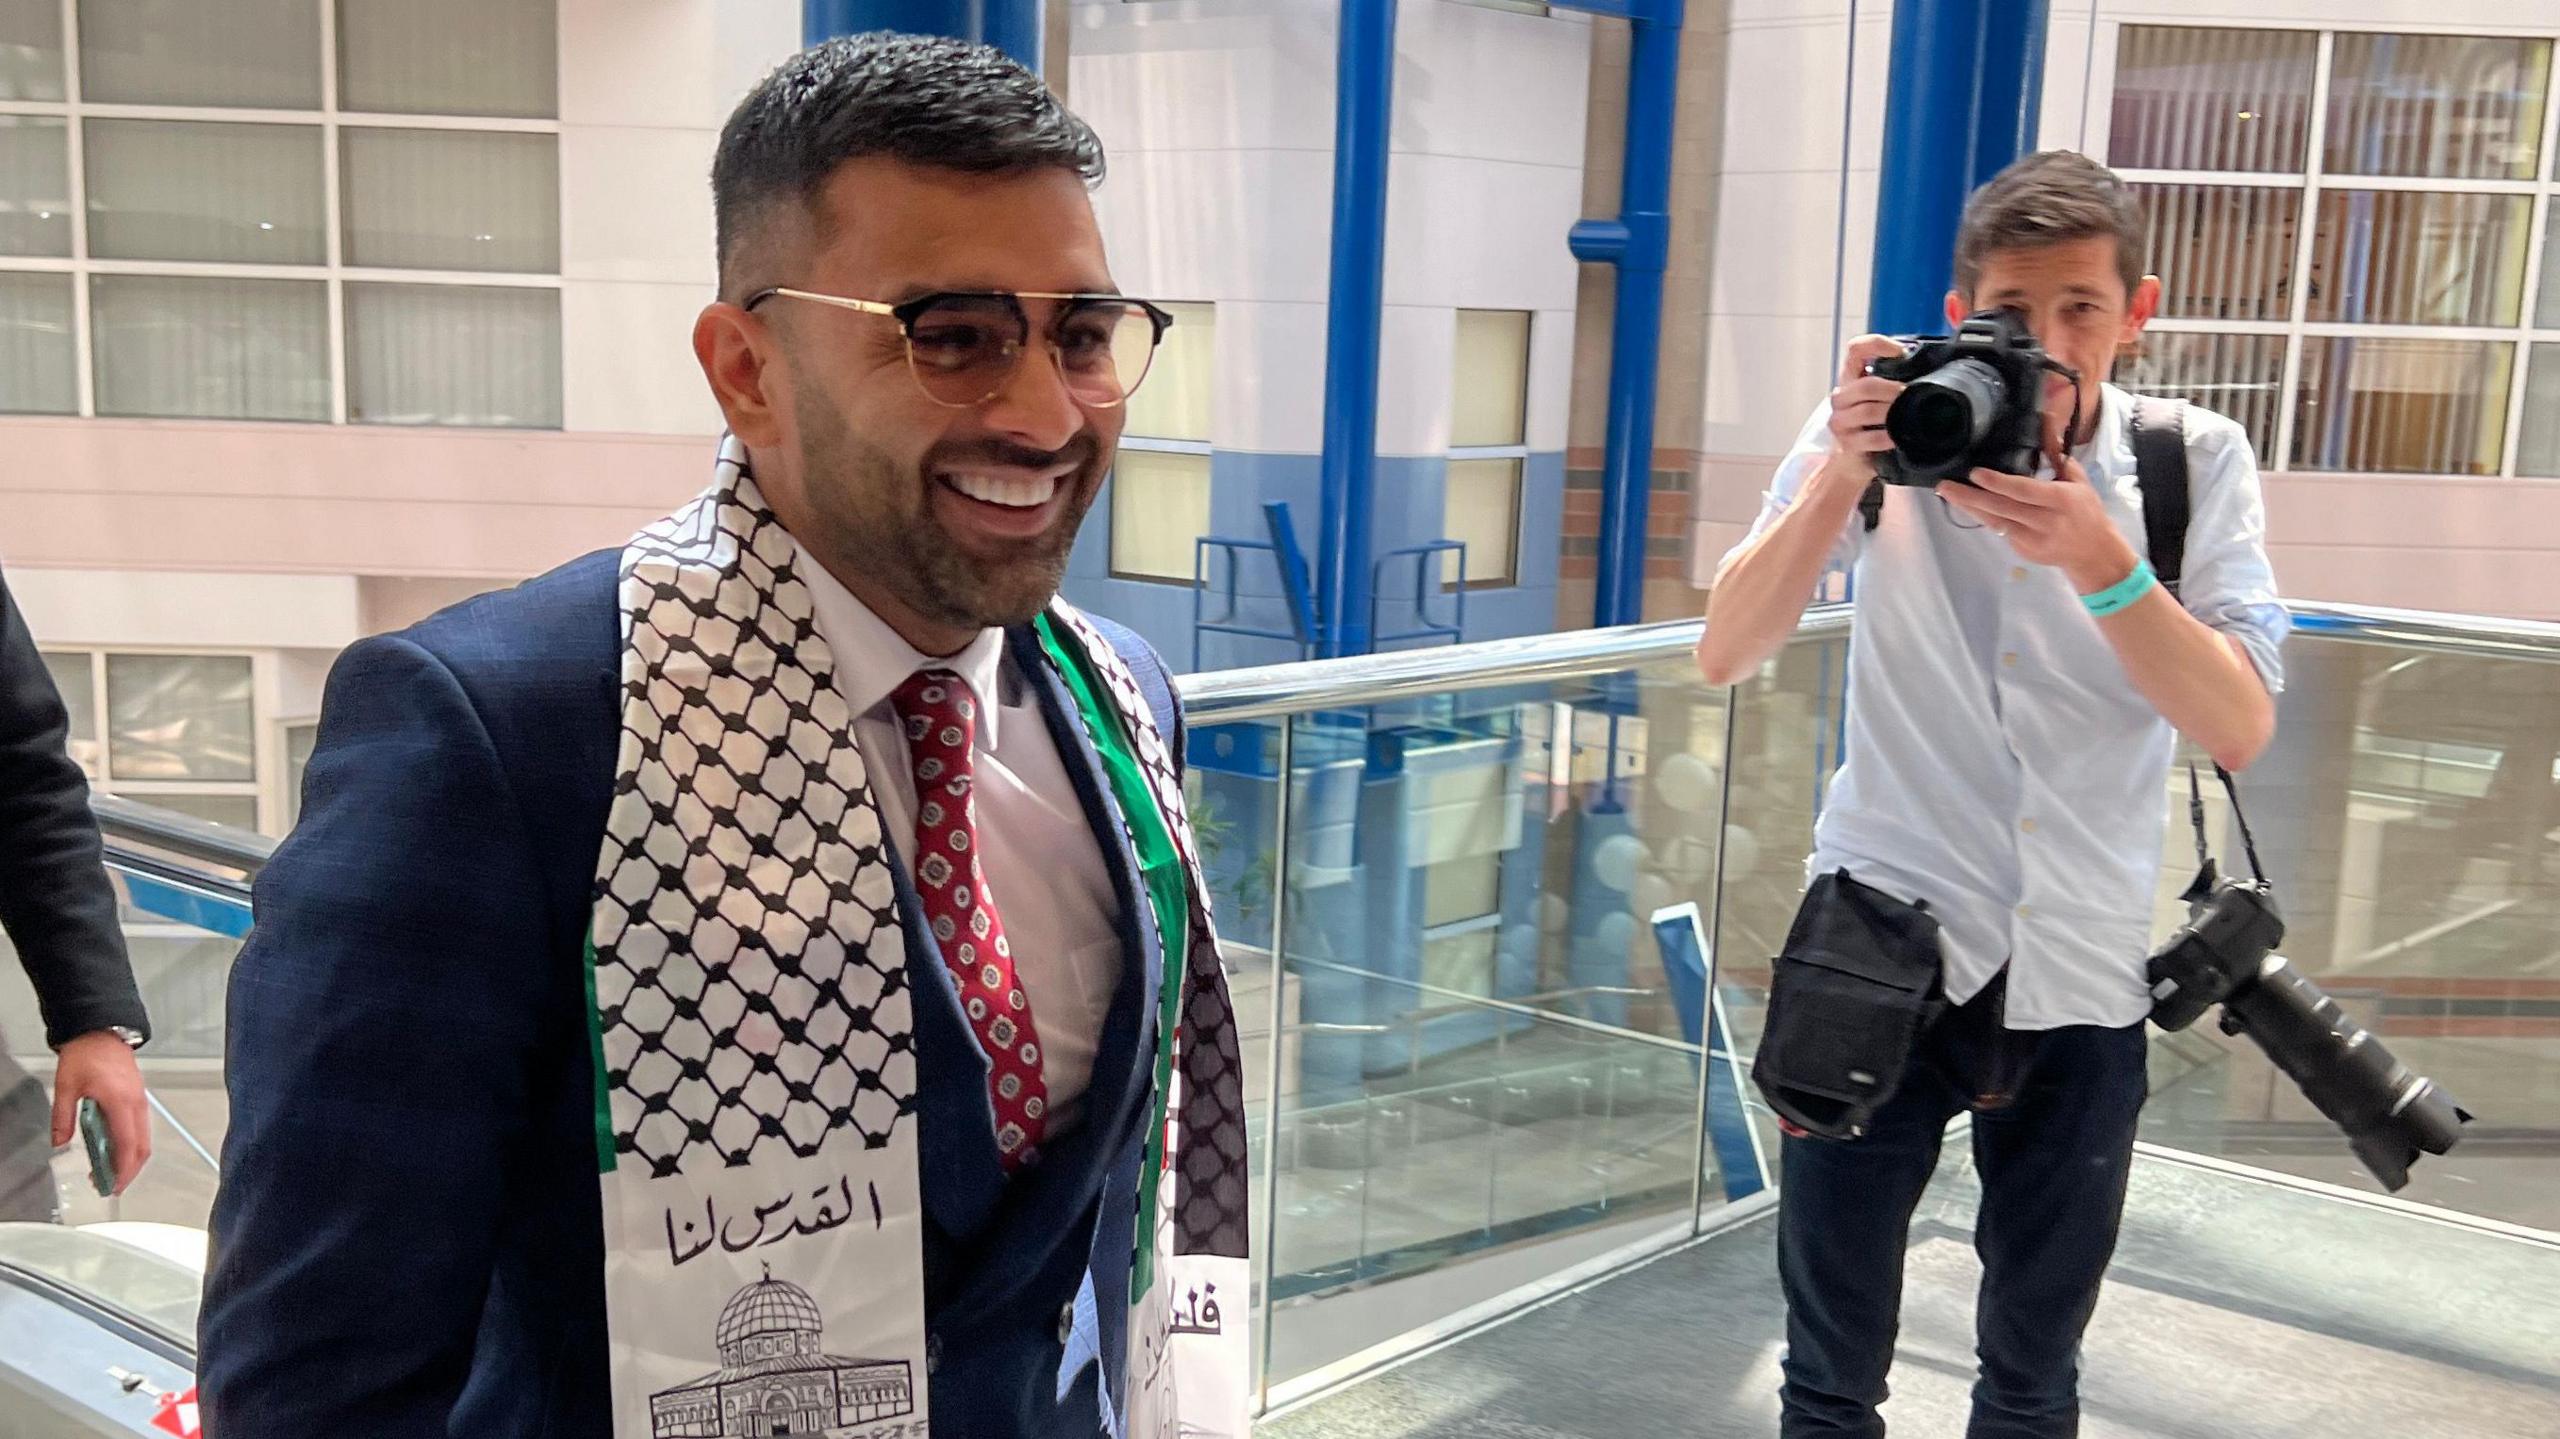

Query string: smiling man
201 35 1250 1439
1698 150 2287 1438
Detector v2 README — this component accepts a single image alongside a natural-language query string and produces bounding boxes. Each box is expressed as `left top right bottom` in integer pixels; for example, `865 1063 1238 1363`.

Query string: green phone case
77 1097 114 1198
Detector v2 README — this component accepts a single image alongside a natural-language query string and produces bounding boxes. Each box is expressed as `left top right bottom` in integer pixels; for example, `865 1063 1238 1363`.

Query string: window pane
2307 190 2531 327
2109 26 2318 173
118 791 260 830
92 274 329 421
85 119 325 265
284 721 317 827
2540 204 2560 331
106 654 255 783
338 0 558 119
2134 184 2299 322
0 116 69 257
341 128 559 273
1110 450 1212 582
1422 854 1502 929
40 651 98 775
1453 310 1530 448
0 271 75 414
2521 345 2560 480
2325 33 2552 181
1443 457 1521 586
0 0 65 104
347 283 561 428
2292 337 2511 476
2122 332 2287 463
1123 300 1212 441
78 0 320 108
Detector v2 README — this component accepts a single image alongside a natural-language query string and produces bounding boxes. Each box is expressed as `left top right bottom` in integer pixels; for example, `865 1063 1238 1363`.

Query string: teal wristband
2080 559 2157 618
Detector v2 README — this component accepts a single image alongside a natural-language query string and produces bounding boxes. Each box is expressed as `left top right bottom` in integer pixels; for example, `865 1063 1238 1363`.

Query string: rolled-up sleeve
1714 400 1868 583
2177 410 2290 694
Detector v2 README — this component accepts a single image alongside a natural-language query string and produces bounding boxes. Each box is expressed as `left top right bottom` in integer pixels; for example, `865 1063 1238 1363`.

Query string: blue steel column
1867 0 2050 334
805 0 1042 70
1313 0 1397 658
1565 0 1685 630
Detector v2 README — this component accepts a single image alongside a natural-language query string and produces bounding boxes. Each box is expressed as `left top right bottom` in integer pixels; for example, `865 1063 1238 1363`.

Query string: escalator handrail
90 794 273 880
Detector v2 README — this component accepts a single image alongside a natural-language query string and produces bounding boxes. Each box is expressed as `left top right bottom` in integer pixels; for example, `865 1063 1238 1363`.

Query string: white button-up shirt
1723 384 2289 1030
794 546 1125 1131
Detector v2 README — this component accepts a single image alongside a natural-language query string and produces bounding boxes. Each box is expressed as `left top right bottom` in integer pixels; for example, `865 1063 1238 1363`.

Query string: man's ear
1945 289 1968 328
694 302 787 449
2122 275 2163 345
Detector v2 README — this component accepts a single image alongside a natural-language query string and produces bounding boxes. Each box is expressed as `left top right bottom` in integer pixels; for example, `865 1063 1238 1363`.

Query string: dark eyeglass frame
740 286 1176 410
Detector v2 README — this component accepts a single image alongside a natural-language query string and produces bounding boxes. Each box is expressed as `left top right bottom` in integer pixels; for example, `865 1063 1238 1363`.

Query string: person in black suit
0 563 153 1218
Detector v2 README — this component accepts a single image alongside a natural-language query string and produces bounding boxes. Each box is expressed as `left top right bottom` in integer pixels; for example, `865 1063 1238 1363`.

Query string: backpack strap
2129 395 2190 600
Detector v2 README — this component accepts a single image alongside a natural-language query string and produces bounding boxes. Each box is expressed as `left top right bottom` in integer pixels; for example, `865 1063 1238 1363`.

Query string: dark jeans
1775 975 2148 1439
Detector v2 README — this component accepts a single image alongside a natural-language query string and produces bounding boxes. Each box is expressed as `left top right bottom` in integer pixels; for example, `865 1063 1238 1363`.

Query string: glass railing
1186 599 2560 1410
8 598 2553 1424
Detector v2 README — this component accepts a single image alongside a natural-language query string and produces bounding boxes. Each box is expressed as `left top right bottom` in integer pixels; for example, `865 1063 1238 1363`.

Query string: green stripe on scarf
581 933 617 1174
1033 614 1189 1303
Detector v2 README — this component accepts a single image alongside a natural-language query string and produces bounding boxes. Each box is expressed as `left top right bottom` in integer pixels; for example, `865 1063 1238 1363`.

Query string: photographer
1696 150 2287 1438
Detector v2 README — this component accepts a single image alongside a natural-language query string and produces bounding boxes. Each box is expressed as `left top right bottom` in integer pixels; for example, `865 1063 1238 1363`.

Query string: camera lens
1886 357 2008 469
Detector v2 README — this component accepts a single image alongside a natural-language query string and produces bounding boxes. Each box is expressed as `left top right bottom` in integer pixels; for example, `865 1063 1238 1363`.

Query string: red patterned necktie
891 669 1048 1171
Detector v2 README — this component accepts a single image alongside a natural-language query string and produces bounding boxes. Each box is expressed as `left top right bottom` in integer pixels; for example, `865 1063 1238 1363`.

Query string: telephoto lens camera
2148 864 2472 1192
1868 307 2081 487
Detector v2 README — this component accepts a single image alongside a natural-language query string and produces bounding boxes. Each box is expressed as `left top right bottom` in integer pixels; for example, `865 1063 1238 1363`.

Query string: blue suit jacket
200 549 1185 1438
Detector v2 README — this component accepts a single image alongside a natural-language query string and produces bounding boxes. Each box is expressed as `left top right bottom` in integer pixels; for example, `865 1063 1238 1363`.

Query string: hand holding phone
77 1097 115 1198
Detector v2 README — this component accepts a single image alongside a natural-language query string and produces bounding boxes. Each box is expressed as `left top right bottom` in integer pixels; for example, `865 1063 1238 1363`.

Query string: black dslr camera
2148 868 2471 1192
1869 307 2080 486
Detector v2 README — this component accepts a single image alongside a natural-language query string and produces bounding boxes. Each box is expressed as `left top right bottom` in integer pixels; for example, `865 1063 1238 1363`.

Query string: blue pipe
1570 0 1684 629
804 0 1042 69
1869 0 2050 336
1313 0 1397 659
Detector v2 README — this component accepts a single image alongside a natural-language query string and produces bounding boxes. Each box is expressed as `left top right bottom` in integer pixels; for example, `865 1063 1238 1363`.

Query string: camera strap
2185 759 2267 895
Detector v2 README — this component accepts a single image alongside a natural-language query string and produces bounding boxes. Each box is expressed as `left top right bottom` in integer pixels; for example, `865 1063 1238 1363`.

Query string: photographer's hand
1934 419 2139 591
1940 420 2274 771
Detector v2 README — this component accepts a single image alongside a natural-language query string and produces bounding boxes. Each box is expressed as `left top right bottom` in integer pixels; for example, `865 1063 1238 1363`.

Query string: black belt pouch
1750 869 1946 1140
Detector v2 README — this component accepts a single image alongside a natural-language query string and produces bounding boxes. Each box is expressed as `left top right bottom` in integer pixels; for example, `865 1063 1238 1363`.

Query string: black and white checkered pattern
592 437 915 1180
1050 605 1252 1261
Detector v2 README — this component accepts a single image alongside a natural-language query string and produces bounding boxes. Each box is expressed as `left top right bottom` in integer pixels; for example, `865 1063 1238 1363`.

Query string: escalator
0 798 259 1437
0 1224 198 1436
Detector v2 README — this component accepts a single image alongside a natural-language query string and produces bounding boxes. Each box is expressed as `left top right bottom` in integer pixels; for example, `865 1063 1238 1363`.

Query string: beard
788 385 1102 634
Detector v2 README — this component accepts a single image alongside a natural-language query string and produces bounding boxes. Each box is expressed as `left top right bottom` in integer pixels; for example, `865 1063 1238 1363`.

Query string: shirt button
2016 903 2033 918
2019 818 2036 834
1058 1302 1078 1347
2001 651 2019 668
2010 566 2028 582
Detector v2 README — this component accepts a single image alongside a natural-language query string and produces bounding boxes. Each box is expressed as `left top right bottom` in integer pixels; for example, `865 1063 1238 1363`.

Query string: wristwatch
107 1026 144 1049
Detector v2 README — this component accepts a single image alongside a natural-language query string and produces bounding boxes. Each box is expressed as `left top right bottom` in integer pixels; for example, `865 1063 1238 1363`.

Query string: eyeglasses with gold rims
741 287 1176 410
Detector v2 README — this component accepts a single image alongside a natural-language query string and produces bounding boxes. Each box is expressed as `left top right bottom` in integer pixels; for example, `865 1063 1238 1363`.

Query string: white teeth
943 470 1060 509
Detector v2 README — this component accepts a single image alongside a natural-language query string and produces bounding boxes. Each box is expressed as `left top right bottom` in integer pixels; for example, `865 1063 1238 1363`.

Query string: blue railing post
1562 0 1686 630
804 0 1043 70
1868 0 2051 335
1313 0 1398 659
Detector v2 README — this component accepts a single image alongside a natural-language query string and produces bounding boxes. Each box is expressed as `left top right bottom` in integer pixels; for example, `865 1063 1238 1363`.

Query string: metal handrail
1174 598 2560 723
92 792 276 877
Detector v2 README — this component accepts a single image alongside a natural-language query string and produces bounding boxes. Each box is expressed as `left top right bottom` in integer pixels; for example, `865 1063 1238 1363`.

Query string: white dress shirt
1724 384 2290 1030
793 546 1125 1132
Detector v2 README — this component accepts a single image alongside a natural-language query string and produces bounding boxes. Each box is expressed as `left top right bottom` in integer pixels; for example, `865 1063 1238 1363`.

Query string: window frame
1108 298 1216 585
1446 308 1533 589
0 0 562 426
2098 23 2560 477
40 645 267 832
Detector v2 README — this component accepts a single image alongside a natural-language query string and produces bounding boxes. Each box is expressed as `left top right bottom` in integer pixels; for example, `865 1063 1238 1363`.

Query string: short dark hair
711 32 1105 299
1953 150 2144 300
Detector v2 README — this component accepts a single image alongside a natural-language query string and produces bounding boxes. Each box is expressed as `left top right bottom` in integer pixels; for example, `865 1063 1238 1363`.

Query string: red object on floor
151 1387 200 1438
